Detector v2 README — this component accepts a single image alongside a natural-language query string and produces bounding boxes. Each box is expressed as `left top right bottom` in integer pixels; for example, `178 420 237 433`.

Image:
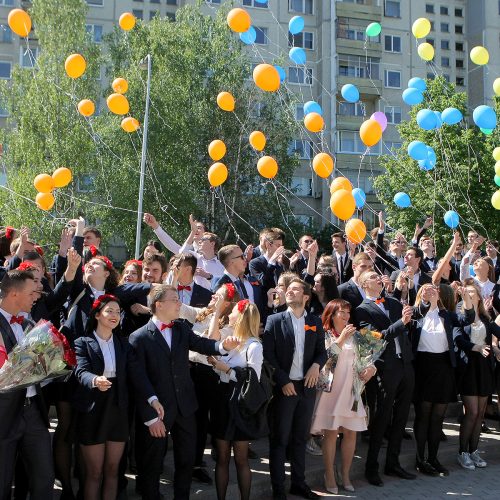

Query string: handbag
316 330 340 393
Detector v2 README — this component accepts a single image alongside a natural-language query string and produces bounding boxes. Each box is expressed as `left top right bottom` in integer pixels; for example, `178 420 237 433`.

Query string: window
455 25 463 34
441 40 449 50
243 0 268 6
166 13 176 21
150 11 159 20
206 0 221 3
430 21 435 31
254 27 268 44
86 0 103 5
440 22 449 32
289 31 314 49
456 77 464 86
441 57 450 67
343 170 375 194
427 38 435 45
427 72 435 80
384 35 401 52
289 0 313 15
455 8 462 17
20 47 38 68
291 177 313 197
455 42 463 51
0 61 11 79
384 141 402 152
339 55 380 79
384 1 400 18
86 24 103 43
384 69 401 88
295 104 304 120
425 4 434 14
166 0 177 4
288 140 314 159
456 59 464 68
384 105 402 124
338 101 364 116
338 131 381 154
150 0 160 3
288 67 313 84
0 25 12 43
440 6 448 15
132 10 143 19
0 99 8 117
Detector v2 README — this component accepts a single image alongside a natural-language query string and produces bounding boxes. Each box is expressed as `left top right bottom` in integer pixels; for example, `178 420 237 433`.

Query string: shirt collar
287 307 307 320
90 285 105 298
0 307 13 322
94 331 114 345
152 316 171 331
224 270 240 282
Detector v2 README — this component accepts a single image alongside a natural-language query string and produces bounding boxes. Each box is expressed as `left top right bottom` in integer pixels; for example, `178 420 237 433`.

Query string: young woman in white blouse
206 298 263 500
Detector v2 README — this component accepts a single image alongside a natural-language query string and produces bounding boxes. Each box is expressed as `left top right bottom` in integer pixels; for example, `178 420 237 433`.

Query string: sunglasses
231 254 245 260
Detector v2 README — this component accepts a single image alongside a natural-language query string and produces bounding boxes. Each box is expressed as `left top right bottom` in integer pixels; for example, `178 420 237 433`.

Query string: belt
24 396 37 407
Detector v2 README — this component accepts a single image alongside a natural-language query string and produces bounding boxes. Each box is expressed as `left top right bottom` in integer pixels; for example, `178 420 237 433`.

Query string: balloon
494 78 500 97
469 264 476 277
227 8 251 33
312 153 334 178
412 18 431 38
492 190 500 210
304 101 322 116
402 88 424 106
352 188 366 209
493 148 500 162
433 111 442 129
365 22 381 37
77 99 95 117
7 9 31 37
112 78 128 94
208 140 226 161
407 140 428 160
394 192 411 208
330 189 356 220
275 65 286 82
249 131 266 151
65 54 86 79
289 47 306 65
470 46 489 65
216 91 235 112
52 167 72 188
472 105 497 130
257 156 278 179
359 119 382 147
119 12 136 31
494 175 500 187
288 16 304 35
416 109 437 130
408 77 427 92
106 93 129 115
418 159 433 171
239 26 256 44
208 163 228 187
36 192 55 211
330 177 352 194
304 112 324 133
121 117 140 133
34 174 55 193
495 161 500 177
345 218 367 244
341 84 359 103
417 42 434 61
418 146 437 171
481 128 494 135
253 64 280 92
371 111 388 132
444 210 460 229
441 107 463 125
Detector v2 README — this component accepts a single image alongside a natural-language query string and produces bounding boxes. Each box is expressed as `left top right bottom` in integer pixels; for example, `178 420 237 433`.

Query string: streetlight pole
135 54 152 259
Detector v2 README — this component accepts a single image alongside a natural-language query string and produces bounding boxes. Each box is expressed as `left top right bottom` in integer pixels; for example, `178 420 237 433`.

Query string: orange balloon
8 9 31 37
345 218 367 244
257 156 278 179
330 189 356 220
121 117 140 132
359 118 382 147
77 99 95 117
304 112 324 133
36 192 55 211
227 8 251 33
119 12 136 31
330 176 352 194
107 93 130 115
249 131 266 151
253 64 280 92
34 174 55 193
112 77 128 94
208 140 227 161
65 54 86 79
312 153 334 178
208 163 228 187
216 92 235 112
52 167 72 188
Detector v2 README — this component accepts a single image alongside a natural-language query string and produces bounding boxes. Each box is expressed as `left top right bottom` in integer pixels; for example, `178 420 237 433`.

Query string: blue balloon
407 140 428 160
402 88 423 106
288 16 304 35
352 188 366 209
426 146 436 167
303 100 322 116
416 109 437 130
289 46 306 65
408 77 427 92
418 159 433 171
341 84 359 103
239 26 256 45
441 107 463 125
473 105 497 130
394 192 411 208
469 264 476 277
434 111 442 129
444 210 460 229
274 65 286 82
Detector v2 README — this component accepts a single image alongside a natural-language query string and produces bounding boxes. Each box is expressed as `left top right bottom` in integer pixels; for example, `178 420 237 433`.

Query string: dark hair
201 232 221 252
83 227 102 240
439 284 456 312
120 260 142 285
82 246 102 265
0 269 35 298
143 253 168 274
322 299 351 332
84 295 121 336
86 257 120 291
148 284 177 314
0 227 16 260
314 272 339 302
218 244 241 267
408 247 424 262
486 239 499 250
174 253 197 276
141 240 162 260
331 232 346 242
482 257 496 283
288 278 312 302
23 250 46 270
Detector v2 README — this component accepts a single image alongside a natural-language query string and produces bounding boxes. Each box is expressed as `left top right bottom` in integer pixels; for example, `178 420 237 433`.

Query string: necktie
177 285 192 291
10 315 24 325
339 255 345 281
236 278 249 299
160 322 175 330
304 325 317 332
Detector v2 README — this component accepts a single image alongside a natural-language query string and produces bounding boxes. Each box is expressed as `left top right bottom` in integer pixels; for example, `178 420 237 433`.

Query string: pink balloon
371 111 388 132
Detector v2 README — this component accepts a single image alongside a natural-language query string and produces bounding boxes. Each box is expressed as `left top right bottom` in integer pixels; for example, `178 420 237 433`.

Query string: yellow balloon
227 8 251 33
470 46 489 66
208 163 228 187
119 12 136 31
492 190 500 210
112 78 128 94
121 117 140 132
330 189 356 221
34 174 55 193
312 153 334 178
330 177 353 194
77 99 95 117
107 93 130 115
495 161 500 177
493 148 500 162
253 64 280 92
249 131 266 151
304 112 324 133
7 8 31 37
216 92 235 112
345 218 367 244
494 78 500 97
65 54 86 79
417 42 434 61
208 140 227 161
412 18 431 39
52 167 72 188
36 192 55 211
257 156 278 179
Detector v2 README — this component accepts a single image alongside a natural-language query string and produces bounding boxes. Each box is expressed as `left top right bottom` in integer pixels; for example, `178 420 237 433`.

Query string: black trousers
366 361 415 473
0 401 54 500
269 381 315 493
135 412 196 500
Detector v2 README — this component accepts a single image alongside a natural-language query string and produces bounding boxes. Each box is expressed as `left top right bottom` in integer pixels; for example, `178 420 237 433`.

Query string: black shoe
440 431 447 441
481 422 492 433
415 459 439 476
428 458 449 476
289 483 319 499
272 490 287 500
192 467 212 485
248 446 259 460
365 471 383 486
384 465 417 480
403 430 412 440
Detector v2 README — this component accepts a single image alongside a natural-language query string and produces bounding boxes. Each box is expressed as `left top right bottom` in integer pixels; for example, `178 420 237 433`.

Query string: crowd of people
0 211 500 500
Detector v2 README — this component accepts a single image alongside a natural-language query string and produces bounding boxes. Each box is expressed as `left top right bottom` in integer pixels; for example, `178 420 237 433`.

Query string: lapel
89 334 105 365
171 322 181 353
148 320 171 357
113 334 123 374
281 312 295 348
0 313 18 353
303 315 317 358
365 299 391 328
190 285 199 305
349 281 362 302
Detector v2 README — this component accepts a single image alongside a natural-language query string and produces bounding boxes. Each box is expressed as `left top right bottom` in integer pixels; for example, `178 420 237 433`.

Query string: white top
475 279 495 299
215 338 263 383
470 321 487 345
288 308 306 380
152 316 172 349
94 333 116 378
89 286 105 300
177 281 195 305
417 307 448 353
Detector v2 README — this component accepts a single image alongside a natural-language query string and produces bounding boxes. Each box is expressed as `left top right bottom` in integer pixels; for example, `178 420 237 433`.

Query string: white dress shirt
152 317 172 348
417 307 448 353
215 338 263 383
288 308 306 380
89 286 105 300
177 281 194 305
94 333 116 378
350 278 366 300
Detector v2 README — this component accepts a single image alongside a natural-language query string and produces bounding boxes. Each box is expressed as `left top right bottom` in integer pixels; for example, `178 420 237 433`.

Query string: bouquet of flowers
351 327 386 411
0 320 76 393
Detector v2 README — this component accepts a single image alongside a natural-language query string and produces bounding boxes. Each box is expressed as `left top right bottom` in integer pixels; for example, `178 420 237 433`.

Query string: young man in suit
129 285 238 500
0 269 55 499
338 252 373 315
263 278 327 500
289 234 315 278
355 270 415 487
486 240 500 281
331 233 353 285
171 253 212 308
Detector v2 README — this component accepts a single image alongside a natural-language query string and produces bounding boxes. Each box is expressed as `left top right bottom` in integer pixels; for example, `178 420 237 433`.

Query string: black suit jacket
338 279 364 325
189 283 212 308
331 251 353 285
390 269 432 305
249 255 283 293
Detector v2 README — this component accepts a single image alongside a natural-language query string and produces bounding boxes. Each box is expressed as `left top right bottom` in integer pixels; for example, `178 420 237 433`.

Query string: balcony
336 20 382 58
338 55 382 96
336 0 382 21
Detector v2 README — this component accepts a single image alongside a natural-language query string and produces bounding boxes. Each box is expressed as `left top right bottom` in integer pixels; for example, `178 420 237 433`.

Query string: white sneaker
470 450 487 468
306 436 323 456
457 452 475 470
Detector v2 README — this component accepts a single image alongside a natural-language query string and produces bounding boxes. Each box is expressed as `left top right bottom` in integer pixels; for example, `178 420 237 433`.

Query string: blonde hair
233 302 261 348
195 283 240 326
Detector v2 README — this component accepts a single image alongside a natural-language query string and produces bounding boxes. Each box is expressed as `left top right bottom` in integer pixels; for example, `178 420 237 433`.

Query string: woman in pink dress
311 299 376 493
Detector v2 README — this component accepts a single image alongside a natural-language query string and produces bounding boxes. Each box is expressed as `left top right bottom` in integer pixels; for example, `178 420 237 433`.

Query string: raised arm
143 213 182 254
433 231 461 285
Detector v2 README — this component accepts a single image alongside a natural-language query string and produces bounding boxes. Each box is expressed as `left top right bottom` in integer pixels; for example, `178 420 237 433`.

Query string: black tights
215 439 251 500
459 395 488 454
413 401 448 461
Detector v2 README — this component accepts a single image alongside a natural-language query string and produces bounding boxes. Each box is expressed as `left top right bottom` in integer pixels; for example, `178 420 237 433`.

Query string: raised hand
59 227 73 257
64 247 82 281
143 213 159 229
222 336 240 351
402 304 413 325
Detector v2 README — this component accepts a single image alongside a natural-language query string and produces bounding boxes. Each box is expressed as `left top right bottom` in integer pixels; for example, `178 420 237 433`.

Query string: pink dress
310 338 367 433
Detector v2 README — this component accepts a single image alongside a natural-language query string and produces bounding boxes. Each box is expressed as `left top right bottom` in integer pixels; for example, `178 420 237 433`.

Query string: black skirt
414 351 457 403
76 378 129 445
458 351 494 397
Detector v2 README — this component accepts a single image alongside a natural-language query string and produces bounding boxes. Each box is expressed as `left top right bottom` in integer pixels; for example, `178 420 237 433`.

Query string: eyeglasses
158 298 181 304
231 254 245 260
303 239 313 244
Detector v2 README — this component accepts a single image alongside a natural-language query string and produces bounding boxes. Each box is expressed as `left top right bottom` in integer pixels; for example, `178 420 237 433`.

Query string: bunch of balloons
303 101 324 132
402 77 426 106
359 118 382 147
33 168 72 211
330 177 355 220
407 140 436 170
287 14 306 65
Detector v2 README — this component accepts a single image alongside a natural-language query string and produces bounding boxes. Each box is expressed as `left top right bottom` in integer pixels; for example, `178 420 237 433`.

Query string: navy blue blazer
249 254 283 293
190 283 212 308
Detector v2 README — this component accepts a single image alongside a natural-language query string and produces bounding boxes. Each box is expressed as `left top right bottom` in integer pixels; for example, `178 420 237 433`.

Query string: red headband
225 283 236 301
237 299 250 314
18 262 36 272
89 245 98 257
5 226 14 240
96 255 113 271
34 245 44 257
92 293 119 311
126 259 142 267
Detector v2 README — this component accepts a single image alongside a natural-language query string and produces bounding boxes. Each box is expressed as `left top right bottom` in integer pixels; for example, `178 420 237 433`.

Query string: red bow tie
177 285 192 291
375 298 385 305
304 325 317 332
160 322 175 331
10 315 24 325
